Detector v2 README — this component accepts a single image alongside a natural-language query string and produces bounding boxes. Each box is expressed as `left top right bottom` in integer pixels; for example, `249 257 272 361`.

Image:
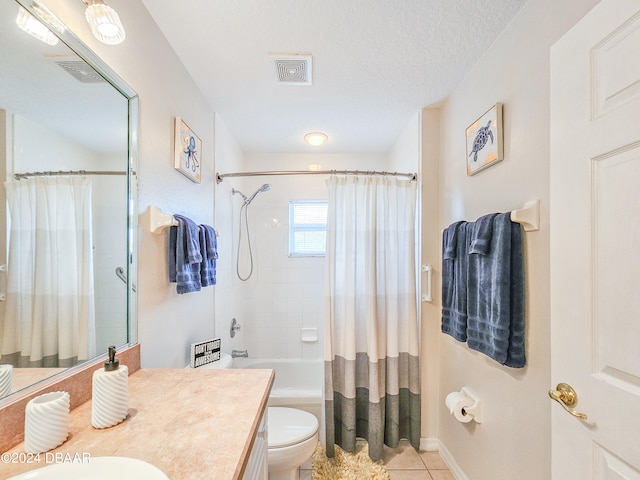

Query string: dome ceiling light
304 132 328 146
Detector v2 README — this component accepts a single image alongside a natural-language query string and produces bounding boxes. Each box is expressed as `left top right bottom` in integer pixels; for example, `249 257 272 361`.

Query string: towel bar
510 199 540 232
149 205 178 234
148 205 221 236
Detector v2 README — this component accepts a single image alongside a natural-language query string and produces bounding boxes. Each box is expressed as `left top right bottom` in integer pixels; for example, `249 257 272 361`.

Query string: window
289 200 328 257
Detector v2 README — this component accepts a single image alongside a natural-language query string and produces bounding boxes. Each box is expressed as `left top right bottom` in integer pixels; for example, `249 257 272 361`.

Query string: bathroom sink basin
6 456 170 480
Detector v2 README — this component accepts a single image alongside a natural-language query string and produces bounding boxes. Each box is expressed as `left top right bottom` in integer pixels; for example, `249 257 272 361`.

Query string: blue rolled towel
199 224 218 287
441 221 469 342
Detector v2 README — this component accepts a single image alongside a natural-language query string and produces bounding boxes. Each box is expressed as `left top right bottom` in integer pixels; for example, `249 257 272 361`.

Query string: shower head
231 188 247 202
245 183 272 204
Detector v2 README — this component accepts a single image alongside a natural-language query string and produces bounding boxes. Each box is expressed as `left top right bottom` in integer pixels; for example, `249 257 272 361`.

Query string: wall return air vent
271 54 313 85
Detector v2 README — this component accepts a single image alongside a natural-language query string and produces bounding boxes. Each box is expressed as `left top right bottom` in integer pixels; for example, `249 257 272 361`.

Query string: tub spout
232 349 248 358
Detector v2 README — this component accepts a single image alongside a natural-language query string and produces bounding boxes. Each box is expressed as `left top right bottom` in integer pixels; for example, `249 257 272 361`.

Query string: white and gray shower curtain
324 175 420 461
0 177 96 367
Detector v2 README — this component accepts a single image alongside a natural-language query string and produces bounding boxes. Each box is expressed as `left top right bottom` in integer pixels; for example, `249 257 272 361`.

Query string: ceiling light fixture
16 7 59 45
83 0 125 45
304 132 328 146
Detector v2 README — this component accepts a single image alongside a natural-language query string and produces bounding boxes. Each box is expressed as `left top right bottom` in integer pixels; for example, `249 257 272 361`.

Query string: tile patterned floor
299 439 454 480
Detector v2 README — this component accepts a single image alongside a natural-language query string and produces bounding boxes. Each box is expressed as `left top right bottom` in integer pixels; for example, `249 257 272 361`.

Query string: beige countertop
1 368 274 480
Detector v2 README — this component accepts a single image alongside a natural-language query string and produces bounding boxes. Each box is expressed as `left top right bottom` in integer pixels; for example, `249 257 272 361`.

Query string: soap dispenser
92 345 129 429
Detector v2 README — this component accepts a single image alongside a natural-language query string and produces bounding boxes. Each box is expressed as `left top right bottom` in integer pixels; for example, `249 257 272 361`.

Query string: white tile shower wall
239 196 325 359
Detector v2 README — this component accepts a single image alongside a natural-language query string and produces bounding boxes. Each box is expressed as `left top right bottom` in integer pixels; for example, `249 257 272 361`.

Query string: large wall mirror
0 0 138 402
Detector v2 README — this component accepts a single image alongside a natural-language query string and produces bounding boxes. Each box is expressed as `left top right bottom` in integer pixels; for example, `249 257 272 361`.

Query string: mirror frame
0 0 138 406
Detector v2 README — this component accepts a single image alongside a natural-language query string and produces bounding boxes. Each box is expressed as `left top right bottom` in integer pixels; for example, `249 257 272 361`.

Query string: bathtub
233 358 323 421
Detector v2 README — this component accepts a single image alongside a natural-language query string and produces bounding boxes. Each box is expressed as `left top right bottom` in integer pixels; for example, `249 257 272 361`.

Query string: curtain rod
216 169 418 184
13 170 128 180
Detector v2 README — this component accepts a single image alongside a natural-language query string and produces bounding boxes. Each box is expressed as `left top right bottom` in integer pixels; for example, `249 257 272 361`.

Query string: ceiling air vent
55 60 104 83
272 54 312 85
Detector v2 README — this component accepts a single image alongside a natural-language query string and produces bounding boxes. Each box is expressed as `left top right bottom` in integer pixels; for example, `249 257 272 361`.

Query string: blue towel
174 214 202 264
168 225 177 283
199 224 218 287
172 217 202 294
505 222 525 368
469 213 498 255
466 213 525 367
441 221 470 342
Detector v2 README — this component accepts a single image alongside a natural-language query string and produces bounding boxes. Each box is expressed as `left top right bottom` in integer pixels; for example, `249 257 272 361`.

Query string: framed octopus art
465 102 503 176
174 116 202 183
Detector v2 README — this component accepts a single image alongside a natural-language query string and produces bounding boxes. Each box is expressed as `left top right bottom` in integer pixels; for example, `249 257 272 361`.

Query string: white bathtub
233 358 323 421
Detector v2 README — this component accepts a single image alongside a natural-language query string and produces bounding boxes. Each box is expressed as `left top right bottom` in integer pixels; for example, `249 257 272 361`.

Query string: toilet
267 406 318 480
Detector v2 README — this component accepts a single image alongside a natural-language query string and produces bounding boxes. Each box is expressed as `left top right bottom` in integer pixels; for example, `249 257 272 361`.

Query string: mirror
0 0 138 400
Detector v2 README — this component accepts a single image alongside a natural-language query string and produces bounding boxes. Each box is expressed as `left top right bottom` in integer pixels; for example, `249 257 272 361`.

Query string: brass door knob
548 383 587 420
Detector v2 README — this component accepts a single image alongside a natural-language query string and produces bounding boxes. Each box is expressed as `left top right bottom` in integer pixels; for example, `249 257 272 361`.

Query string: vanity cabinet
243 409 268 480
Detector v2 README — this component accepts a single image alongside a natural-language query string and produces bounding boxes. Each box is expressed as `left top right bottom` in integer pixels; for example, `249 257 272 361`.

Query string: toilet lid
268 407 319 448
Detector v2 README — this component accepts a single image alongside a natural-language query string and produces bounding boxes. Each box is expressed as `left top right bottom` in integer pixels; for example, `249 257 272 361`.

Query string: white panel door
550 0 640 478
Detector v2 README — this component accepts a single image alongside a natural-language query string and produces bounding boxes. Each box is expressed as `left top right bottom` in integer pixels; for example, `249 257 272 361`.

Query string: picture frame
174 116 202 183
466 103 503 176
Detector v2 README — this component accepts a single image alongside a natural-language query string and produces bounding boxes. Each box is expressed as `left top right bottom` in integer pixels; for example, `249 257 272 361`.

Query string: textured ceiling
141 0 528 154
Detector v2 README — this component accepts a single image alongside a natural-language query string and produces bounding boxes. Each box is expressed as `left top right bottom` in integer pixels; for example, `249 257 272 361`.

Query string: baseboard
419 437 440 451
436 440 470 480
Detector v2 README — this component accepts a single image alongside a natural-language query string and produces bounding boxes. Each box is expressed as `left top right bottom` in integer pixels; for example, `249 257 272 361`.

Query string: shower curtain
0 177 96 367
324 175 420 461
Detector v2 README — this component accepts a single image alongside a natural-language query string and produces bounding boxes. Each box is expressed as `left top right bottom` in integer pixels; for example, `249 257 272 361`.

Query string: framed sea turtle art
465 103 503 176
174 116 202 183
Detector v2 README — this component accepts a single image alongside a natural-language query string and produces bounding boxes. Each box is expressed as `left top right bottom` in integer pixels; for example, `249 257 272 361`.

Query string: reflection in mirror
0 0 137 400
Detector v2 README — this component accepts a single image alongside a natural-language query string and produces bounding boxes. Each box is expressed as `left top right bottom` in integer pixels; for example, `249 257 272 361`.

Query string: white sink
7 456 170 480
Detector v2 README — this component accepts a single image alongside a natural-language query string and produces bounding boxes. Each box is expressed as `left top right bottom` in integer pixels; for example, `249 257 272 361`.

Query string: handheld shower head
245 184 272 204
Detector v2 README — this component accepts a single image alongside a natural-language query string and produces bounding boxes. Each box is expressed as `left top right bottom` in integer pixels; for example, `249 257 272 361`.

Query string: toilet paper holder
459 387 483 423
447 387 483 424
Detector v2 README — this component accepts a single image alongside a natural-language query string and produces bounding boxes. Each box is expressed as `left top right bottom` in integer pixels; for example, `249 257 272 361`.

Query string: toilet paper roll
445 391 474 423
24 391 70 453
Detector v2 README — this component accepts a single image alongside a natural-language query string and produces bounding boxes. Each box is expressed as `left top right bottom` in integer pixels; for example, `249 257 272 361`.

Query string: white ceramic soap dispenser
92 345 129 429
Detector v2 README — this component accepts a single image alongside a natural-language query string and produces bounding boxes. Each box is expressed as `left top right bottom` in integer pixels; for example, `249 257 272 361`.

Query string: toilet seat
268 407 319 448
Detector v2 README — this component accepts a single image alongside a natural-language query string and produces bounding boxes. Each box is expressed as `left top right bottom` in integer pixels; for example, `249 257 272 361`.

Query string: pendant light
83 0 125 45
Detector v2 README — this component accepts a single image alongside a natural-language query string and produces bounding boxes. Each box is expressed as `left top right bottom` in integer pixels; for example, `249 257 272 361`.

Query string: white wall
431 0 599 479
45 0 217 368
213 114 244 354
389 112 421 176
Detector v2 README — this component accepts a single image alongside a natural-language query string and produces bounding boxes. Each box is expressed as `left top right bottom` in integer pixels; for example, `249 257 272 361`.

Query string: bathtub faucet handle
230 318 241 338
231 350 248 358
